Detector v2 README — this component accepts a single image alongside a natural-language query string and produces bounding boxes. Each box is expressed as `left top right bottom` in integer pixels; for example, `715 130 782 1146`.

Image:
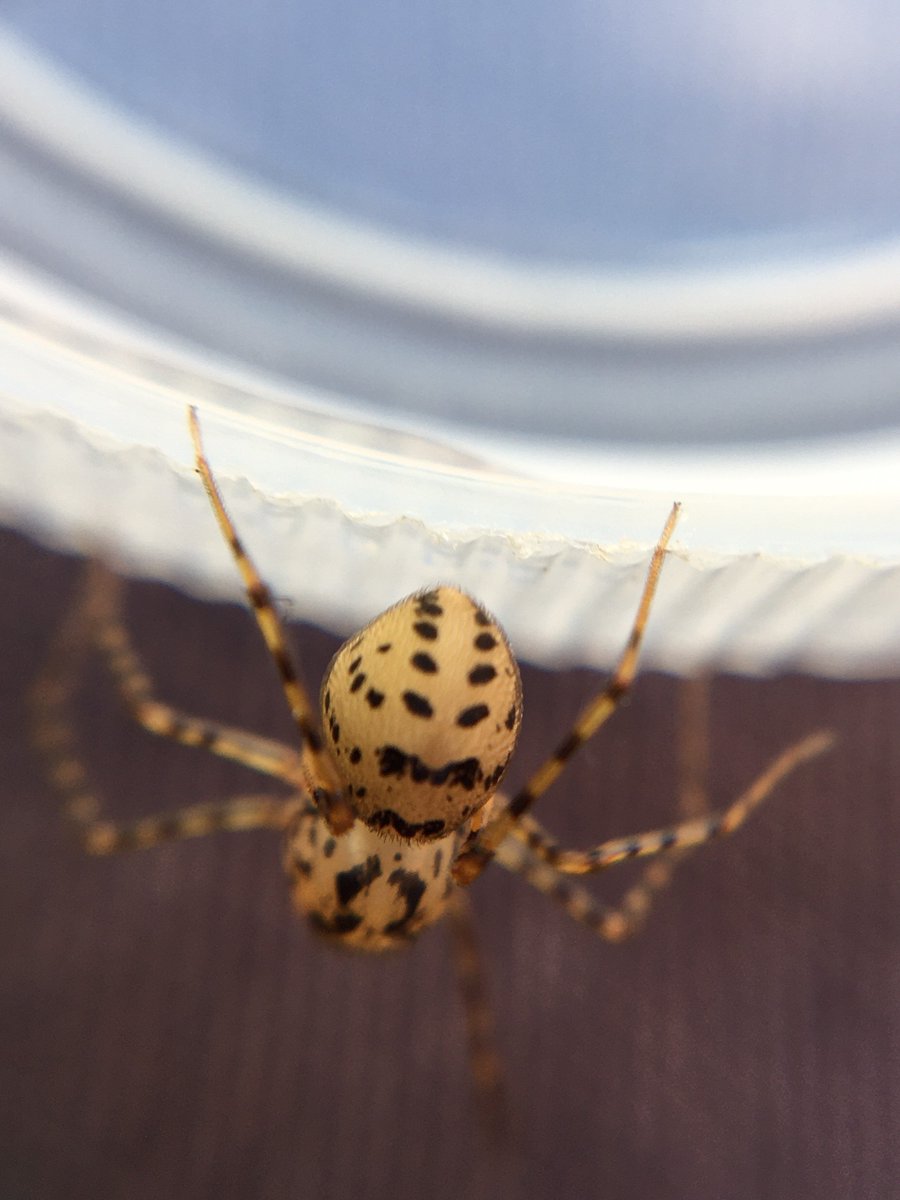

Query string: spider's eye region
320 586 523 841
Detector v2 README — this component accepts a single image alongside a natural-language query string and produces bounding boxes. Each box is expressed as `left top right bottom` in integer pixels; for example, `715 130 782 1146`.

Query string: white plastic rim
1 29 899 679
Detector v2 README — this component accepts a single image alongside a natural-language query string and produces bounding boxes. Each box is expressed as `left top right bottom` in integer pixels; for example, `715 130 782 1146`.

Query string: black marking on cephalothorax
307 822 318 847
402 690 434 718
324 690 331 713
310 911 364 938
394 851 403 862
413 621 438 640
350 673 366 693
457 703 489 728
290 854 313 878
349 746 362 764
385 868 427 935
377 643 392 653
505 704 518 731
486 755 511 790
328 717 341 744
433 848 443 878
415 590 444 617
323 837 336 858
468 664 496 685
355 786 367 798
348 656 362 674
336 854 383 906
474 607 492 626
377 745 482 791
368 809 447 840
366 688 385 709
411 652 438 674
474 632 497 652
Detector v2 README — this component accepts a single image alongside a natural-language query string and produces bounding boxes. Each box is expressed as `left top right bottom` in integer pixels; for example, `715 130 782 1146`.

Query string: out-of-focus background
1 4 899 674
2 5 900 1197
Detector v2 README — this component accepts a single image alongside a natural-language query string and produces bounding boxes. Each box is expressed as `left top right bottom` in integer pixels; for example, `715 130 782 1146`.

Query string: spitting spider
31 407 834 1122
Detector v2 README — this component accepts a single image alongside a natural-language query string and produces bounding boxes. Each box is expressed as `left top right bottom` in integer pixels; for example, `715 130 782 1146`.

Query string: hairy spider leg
496 676 712 938
498 727 833 879
30 563 301 853
453 501 681 884
188 407 353 833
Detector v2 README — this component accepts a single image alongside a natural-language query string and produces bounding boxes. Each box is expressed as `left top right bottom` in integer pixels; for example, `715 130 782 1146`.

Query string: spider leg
31 567 301 851
503 677 713 936
497 684 833 934
86 560 303 784
502 726 834 877
446 888 506 1139
188 407 353 832
494 836 655 943
31 564 104 831
76 794 299 855
453 502 681 885
508 676 710 892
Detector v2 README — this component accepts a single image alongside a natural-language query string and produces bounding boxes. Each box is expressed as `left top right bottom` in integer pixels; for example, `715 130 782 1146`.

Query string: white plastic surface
1 29 899 679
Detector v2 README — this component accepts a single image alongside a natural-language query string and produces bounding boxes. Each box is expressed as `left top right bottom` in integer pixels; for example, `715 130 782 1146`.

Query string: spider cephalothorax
321 586 522 842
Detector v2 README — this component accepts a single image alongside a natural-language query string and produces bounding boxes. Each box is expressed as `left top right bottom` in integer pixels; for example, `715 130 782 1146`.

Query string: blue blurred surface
6 1 900 265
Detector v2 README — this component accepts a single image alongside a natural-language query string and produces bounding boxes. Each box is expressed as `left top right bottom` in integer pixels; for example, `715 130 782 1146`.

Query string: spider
31 407 834 1126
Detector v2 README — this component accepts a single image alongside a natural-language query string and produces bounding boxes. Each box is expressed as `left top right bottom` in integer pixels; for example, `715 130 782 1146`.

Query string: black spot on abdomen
385 868 427 935
309 911 364 938
335 854 383 906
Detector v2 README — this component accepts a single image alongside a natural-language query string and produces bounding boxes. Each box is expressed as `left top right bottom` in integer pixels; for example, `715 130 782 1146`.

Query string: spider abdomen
284 807 462 952
320 587 523 841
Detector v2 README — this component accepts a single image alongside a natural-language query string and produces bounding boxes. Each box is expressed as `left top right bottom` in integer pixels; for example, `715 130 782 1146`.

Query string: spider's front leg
86 559 304 784
188 407 354 834
453 502 681 886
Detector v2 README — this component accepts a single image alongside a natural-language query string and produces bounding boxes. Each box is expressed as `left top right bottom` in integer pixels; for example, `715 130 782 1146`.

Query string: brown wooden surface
2 525 899 1200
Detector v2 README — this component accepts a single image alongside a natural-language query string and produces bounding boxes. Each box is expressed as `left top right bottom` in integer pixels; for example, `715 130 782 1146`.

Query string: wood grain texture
2 526 899 1200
